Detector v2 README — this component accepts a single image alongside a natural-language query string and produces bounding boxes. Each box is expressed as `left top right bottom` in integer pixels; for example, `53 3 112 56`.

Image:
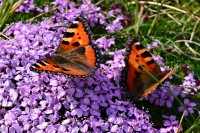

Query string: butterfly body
31 17 101 77
121 38 176 99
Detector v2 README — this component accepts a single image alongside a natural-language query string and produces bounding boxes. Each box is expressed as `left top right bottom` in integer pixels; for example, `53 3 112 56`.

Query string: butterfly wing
31 17 101 76
139 68 176 97
57 17 93 54
121 37 175 98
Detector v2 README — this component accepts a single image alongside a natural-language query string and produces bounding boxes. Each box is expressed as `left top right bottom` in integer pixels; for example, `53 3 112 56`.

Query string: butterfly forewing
30 17 101 77
57 17 92 54
129 41 158 73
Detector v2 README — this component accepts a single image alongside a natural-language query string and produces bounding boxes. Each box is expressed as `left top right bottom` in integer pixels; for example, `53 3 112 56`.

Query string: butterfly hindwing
139 68 176 97
121 37 176 98
30 17 101 77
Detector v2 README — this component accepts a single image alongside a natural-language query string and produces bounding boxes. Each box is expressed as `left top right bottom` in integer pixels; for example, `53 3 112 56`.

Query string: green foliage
0 0 18 30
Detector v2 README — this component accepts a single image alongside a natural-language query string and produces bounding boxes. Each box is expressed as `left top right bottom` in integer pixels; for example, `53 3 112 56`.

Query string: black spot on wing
138 65 144 70
63 32 75 38
70 23 78 28
134 71 140 76
141 51 152 58
61 40 69 45
135 44 145 50
72 42 80 47
146 60 155 65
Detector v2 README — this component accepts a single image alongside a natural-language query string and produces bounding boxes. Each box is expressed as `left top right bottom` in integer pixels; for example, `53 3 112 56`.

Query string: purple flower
160 115 179 133
44 5 50 13
108 8 122 17
100 49 125 83
51 0 106 26
37 122 48 130
146 41 159 49
178 99 196 116
106 16 124 33
145 81 175 108
108 3 125 17
80 124 88 132
151 54 165 66
95 37 115 52
182 73 199 94
15 0 42 13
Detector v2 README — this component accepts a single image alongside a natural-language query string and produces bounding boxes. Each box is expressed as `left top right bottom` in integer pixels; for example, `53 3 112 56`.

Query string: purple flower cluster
182 73 200 95
94 37 115 52
0 17 158 133
51 0 106 27
15 0 42 13
100 49 126 84
178 99 196 116
160 115 179 132
106 16 124 33
145 81 176 108
0 0 198 132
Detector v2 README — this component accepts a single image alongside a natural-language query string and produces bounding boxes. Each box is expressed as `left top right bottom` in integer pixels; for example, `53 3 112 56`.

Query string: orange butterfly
121 37 176 99
30 17 101 76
